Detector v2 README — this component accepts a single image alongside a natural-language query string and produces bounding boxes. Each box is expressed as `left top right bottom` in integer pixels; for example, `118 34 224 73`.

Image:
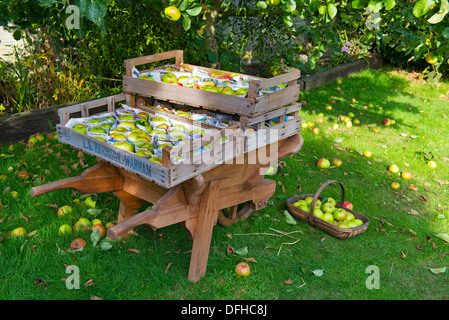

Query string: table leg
188 181 219 282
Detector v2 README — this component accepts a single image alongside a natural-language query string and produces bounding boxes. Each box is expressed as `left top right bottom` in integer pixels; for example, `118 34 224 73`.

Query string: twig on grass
277 239 301 256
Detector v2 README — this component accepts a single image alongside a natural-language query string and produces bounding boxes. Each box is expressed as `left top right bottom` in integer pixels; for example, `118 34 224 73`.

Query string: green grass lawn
1 66 449 301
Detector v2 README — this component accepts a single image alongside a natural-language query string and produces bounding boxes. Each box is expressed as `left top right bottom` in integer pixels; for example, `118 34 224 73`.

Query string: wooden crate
56 94 243 189
122 50 301 117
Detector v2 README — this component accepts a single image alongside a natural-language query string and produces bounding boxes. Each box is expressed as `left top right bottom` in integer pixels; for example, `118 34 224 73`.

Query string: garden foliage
0 0 448 114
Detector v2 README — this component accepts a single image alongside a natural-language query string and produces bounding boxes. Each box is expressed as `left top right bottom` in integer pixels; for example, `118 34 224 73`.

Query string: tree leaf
413 0 436 18
427 0 449 24
182 15 191 31
385 0 396 10
256 1 267 9
368 0 383 13
186 5 202 16
327 3 337 19
90 228 101 247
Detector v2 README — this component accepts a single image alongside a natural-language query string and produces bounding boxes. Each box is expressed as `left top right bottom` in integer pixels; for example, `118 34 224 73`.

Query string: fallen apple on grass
316 158 331 169
10 227 27 238
391 182 400 189
343 201 353 210
57 205 73 217
428 161 437 169
389 164 400 174
92 224 106 238
58 224 73 236
331 158 343 167
401 171 413 180
70 238 87 250
235 262 251 277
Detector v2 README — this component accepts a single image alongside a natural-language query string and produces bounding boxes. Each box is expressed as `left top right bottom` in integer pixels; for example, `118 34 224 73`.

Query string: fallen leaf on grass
311 269 324 277
235 246 248 256
83 279 94 286
409 209 420 216
284 279 293 285
227 245 235 255
428 267 447 274
165 262 172 273
241 257 258 263
284 210 297 225
435 233 449 243
128 249 140 254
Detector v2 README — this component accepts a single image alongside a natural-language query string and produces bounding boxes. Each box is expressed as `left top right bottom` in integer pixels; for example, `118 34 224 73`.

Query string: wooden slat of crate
58 93 126 125
123 75 300 117
240 103 301 128
244 117 302 153
123 75 254 115
56 124 171 187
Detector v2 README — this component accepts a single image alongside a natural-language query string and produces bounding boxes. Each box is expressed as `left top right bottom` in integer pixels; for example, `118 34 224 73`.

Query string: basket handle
308 180 346 224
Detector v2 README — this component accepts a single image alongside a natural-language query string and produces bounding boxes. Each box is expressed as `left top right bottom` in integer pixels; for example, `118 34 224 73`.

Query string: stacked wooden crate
56 50 302 189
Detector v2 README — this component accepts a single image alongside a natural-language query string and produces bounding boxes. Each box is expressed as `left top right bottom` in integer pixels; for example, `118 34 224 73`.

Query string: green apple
210 72 224 77
346 212 355 221
113 141 135 153
177 75 190 85
136 149 154 157
161 72 178 84
326 197 337 207
74 218 92 233
89 126 107 134
110 127 128 133
57 205 73 217
91 219 102 226
235 88 248 96
118 121 136 130
199 80 216 88
109 132 127 140
294 199 307 207
333 208 347 222
139 75 155 81
58 224 73 237
118 114 134 121
149 157 163 165
164 5 181 21
316 158 331 169
313 208 324 219
189 128 205 136
137 142 155 150
322 212 334 223
321 202 335 213
221 86 235 95
73 124 88 135
151 116 167 123
84 196 97 208
101 123 113 130
304 197 314 206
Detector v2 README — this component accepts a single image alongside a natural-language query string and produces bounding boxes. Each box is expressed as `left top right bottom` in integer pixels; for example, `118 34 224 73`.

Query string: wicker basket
286 180 369 239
